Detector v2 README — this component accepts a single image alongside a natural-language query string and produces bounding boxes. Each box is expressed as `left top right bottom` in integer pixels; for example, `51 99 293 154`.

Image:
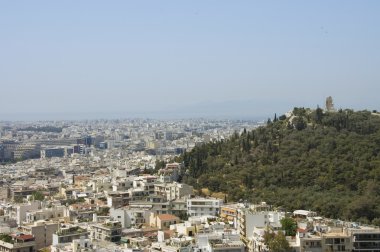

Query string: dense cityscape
1 110 380 252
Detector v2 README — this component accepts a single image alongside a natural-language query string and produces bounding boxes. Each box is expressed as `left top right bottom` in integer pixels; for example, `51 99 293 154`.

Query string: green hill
180 108 380 225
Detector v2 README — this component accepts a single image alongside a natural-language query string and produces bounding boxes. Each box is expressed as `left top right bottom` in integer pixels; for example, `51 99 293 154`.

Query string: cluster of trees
0 234 12 243
14 191 46 203
180 108 380 224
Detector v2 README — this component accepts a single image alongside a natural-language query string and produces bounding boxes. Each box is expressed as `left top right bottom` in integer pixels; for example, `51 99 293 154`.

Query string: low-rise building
221 204 242 227
110 207 151 228
52 224 89 245
150 213 180 230
347 227 380 252
25 205 66 223
20 220 58 250
10 201 41 226
0 233 36 252
196 233 244 252
294 229 322 252
91 221 122 243
71 237 93 252
187 198 223 217
154 182 193 201
322 230 352 252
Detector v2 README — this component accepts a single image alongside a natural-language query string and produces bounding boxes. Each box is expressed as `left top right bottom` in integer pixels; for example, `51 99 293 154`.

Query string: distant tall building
325 96 335 112
13 143 40 160
1 140 18 161
41 147 65 159
164 131 173 141
0 144 4 162
77 136 93 146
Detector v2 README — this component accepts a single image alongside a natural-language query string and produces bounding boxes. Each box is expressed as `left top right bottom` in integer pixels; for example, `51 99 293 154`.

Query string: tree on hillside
313 106 324 123
155 160 166 171
292 117 307 130
32 191 45 201
268 232 291 252
280 217 297 236
263 230 276 246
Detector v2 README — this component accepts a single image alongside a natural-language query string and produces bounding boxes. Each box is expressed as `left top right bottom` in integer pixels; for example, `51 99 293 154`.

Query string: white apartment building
187 198 223 217
110 207 151 228
237 209 284 252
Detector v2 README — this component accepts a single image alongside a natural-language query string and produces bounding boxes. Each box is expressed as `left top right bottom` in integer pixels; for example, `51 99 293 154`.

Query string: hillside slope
180 108 380 224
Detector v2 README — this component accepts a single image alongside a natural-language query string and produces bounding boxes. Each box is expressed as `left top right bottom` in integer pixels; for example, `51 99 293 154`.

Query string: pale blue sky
1 1 379 119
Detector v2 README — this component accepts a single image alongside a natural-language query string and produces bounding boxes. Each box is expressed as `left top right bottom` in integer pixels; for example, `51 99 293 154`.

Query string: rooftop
157 214 179 221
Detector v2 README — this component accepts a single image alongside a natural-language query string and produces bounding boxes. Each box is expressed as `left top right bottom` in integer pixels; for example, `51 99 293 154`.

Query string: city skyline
1 1 379 120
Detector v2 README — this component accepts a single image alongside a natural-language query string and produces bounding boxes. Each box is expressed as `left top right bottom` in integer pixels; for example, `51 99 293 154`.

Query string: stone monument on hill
325 96 335 112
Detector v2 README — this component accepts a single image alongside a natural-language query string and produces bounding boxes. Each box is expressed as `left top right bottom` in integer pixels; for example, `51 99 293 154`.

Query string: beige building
321 231 352 252
293 226 362 252
20 220 58 250
150 213 180 230
10 201 41 226
24 205 67 223
220 204 240 223
0 187 10 200
295 229 322 252
154 182 193 201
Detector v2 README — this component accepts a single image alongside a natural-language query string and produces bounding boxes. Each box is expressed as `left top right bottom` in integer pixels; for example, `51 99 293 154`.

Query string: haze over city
1 1 379 120
2 2 380 252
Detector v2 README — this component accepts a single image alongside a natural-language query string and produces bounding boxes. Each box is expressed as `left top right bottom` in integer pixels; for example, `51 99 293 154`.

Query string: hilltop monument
325 96 335 112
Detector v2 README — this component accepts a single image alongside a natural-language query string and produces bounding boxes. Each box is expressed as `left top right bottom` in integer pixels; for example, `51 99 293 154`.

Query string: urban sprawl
0 119 379 252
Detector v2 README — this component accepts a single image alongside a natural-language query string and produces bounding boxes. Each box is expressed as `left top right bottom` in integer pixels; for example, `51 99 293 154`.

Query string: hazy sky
1 1 379 120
